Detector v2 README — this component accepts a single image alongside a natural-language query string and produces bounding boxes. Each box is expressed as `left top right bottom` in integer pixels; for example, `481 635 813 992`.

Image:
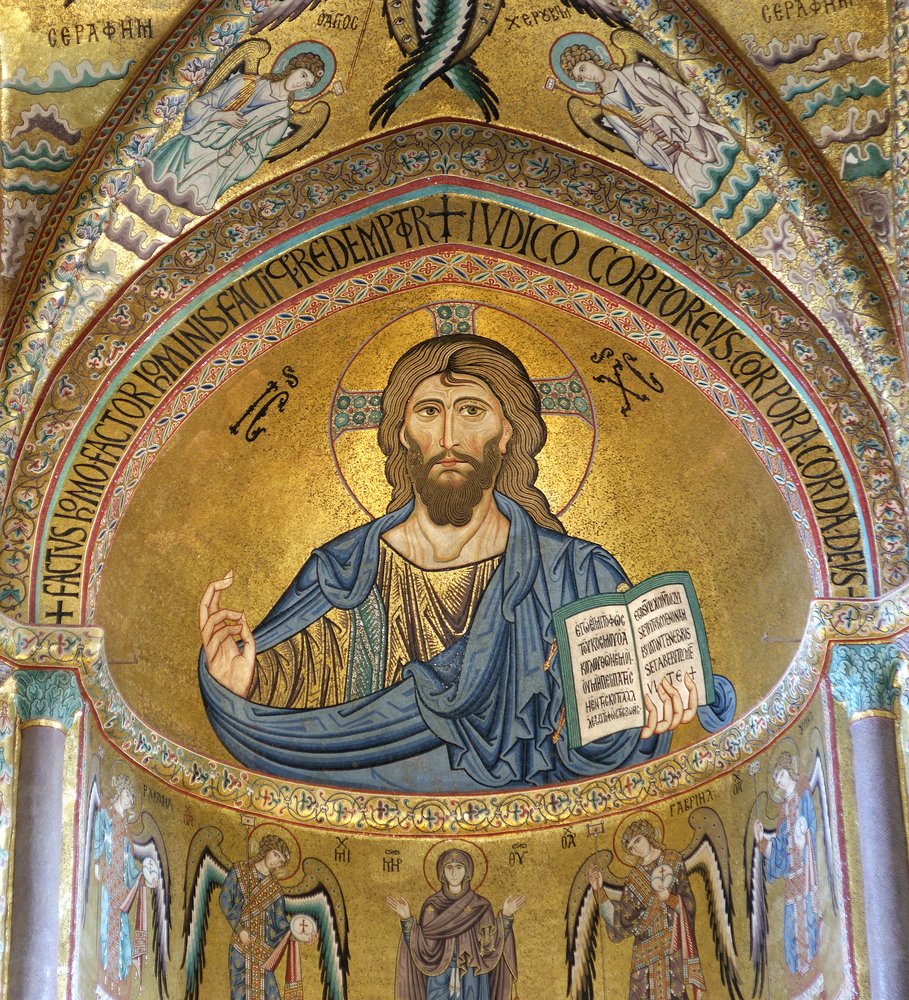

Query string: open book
552 572 714 749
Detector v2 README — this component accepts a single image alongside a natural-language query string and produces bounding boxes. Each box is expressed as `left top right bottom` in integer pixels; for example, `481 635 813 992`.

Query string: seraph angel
565 809 742 1000
139 38 331 216
81 771 171 1000
747 749 838 997
182 827 349 1000
369 0 504 126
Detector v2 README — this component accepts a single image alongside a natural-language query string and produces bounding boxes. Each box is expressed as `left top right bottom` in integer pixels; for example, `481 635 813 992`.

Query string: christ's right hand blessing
200 571 255 697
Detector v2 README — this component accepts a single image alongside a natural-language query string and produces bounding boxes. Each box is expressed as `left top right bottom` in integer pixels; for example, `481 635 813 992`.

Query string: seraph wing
808 748 839 915
251 0 325 33
132 811 172 999
746 821 773 997
79 774 102 927
202 39 272 95
450 0 503 64
682 808 743 1000
371 0 500 126
265 101 330 161
443 58 498 121
181 830 229 1000
559 0 625 27
567 96 634 157
565 851 622 1000
285 858 350 1000
383 0 424 56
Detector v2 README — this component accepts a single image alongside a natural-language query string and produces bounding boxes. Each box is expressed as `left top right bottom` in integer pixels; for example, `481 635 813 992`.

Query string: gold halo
329 299 596 520
612 810 665 867
248 822 302 882
422 839 489 891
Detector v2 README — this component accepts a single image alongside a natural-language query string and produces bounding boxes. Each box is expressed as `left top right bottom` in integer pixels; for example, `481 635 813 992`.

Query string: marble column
829 642 909 1000
8 668 82 1000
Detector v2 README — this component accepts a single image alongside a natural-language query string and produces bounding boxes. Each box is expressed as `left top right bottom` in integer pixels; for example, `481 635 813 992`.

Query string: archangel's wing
565 851 622 1000
265 101 331 161
79 774 102 927
251 0 325 33
132 811 172 1000
745 820 773 998
285 858 350 1000
181 830 229 1000
202 39 272 95
682 808 743 1000
807 748 839 915
567 96 635 157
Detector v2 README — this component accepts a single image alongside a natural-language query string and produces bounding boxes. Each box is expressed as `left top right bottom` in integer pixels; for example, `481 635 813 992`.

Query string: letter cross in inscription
426 194 467 241
45 599 75 624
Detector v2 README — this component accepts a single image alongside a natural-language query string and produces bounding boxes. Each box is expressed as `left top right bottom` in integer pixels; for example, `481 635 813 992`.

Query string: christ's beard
405 437 502 527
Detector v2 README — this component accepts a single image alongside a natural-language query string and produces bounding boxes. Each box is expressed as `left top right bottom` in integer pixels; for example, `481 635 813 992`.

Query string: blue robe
220 863 290 1000
764 787 822 976
200 494 735 791
93 806 142 988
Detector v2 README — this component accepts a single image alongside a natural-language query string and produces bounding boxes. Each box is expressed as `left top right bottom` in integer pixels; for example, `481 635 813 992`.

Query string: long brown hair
377 335 565 533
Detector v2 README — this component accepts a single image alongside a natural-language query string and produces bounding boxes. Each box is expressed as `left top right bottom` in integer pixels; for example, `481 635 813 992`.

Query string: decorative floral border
3 583 907 834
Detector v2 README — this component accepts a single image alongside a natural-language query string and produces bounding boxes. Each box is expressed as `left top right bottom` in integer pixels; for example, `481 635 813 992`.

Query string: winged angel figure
565 809 742 1000
81 772 171 1000
249 0 504 124
140 37 330 215
552 22 738 205
746 749 839 997
182 827 349 1000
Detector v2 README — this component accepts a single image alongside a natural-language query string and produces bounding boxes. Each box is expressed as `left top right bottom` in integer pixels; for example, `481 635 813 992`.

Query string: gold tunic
250 540 501 709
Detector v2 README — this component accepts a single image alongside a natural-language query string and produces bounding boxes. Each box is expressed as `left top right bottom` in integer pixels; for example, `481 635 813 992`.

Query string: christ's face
402 374 512 474
400 374 512 526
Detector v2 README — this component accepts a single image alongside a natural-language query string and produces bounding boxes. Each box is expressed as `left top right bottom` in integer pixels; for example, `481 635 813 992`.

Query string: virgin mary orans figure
387 849 523 1000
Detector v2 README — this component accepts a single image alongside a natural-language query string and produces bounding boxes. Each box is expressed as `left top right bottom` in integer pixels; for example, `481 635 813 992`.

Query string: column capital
13 669 82 732
828 642 905 721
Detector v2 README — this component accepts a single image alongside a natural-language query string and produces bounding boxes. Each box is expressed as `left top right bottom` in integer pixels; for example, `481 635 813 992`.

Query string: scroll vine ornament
13 669 82 730
828 642 905 719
